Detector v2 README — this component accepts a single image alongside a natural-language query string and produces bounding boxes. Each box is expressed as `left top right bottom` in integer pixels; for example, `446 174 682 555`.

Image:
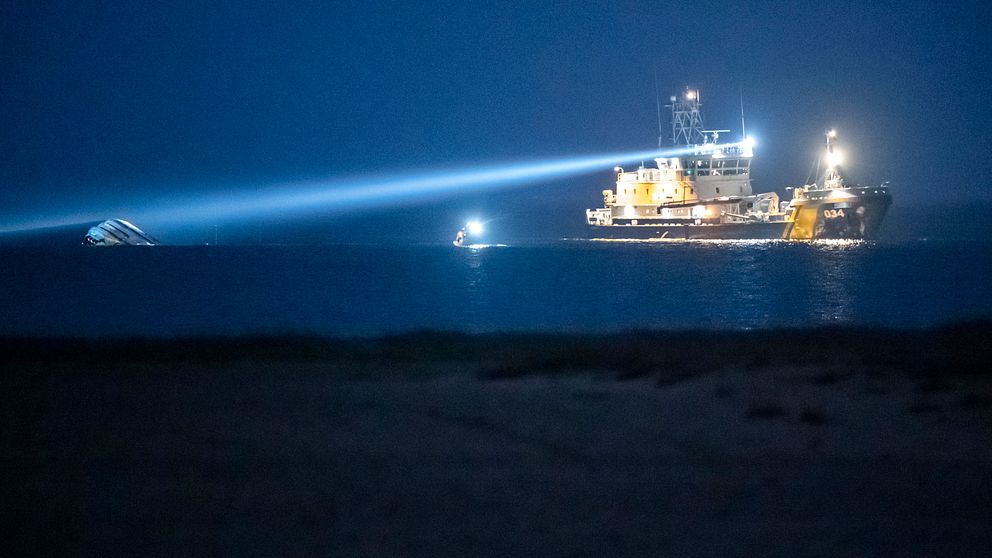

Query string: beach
3 326 991 556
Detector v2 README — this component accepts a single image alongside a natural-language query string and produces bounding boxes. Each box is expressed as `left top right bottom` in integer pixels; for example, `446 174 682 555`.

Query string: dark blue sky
2 1 989 240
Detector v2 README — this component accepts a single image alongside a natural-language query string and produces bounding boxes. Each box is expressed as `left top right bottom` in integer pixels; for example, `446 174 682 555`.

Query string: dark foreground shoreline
4 321 991 375
3 323 991 556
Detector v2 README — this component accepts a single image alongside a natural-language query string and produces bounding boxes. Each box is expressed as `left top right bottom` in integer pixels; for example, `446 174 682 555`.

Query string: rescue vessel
584 89 891 240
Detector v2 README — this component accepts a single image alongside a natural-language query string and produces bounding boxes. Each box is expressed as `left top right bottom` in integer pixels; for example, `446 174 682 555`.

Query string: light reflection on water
0 241 989 336
806 242 860 324
460 246 490 325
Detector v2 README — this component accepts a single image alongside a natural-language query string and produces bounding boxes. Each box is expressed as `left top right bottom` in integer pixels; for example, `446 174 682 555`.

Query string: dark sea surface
2 239 990 337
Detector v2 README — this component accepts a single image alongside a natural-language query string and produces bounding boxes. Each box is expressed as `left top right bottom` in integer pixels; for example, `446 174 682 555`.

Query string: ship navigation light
466 221 484 235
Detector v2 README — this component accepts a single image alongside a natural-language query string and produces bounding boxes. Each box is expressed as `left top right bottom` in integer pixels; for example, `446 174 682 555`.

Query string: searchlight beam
1 141 748 233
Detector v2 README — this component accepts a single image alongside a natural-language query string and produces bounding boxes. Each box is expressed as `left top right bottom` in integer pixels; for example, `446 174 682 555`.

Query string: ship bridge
685 151 753 199
662 88 755 201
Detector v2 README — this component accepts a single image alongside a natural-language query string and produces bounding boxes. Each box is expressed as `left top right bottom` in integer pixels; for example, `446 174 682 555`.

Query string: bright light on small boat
828 129 837 138
743 136 756 149
466 221 483 235
827 150 843 167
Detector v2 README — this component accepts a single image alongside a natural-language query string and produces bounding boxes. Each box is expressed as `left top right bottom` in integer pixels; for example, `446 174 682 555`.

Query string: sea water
1 240 990 337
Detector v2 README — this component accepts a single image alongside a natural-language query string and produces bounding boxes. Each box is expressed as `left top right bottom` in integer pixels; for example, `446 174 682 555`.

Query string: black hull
784 187 891 240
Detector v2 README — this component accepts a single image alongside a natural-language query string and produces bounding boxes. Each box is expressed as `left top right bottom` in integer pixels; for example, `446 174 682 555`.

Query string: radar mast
666 88 705 146
822 129 844 189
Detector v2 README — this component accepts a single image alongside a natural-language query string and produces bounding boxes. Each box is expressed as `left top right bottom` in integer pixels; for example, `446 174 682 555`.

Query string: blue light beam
0 141 748 233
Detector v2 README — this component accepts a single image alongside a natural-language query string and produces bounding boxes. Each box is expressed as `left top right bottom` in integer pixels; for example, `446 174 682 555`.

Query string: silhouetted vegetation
2 320 990 382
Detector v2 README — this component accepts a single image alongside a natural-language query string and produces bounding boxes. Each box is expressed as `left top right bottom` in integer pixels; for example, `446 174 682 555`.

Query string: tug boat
584 89 891 240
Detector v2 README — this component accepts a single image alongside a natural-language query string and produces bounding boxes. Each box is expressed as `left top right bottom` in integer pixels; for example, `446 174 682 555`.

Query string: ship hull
586 187 891 241
783 187 891 240
587 221 787 240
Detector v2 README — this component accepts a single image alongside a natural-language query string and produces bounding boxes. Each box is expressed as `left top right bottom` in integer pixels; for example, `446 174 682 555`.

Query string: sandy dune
3 328 991 556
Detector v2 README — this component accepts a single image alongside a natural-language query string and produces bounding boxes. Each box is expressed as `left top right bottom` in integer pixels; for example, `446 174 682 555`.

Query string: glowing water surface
1 240 989 336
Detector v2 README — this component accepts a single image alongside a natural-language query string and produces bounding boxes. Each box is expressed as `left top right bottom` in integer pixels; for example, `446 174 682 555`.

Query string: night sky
2 1 990 241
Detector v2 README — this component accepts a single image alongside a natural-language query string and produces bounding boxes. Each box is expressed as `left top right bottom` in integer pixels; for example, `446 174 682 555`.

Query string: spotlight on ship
743 136 756 149
827 150 843 167
466 221 483 236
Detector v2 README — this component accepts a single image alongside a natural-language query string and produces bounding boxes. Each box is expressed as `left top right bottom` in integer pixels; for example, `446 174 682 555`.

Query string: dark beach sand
3 324 991 556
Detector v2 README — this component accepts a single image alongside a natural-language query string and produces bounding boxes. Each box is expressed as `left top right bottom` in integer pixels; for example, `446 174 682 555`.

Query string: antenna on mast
739 88 747 139
654 69 664 148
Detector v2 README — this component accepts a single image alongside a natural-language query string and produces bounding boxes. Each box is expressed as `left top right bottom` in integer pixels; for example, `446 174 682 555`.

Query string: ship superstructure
584 88 890 240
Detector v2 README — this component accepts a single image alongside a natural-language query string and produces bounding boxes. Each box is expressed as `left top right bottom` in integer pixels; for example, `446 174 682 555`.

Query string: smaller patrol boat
782 130 891 240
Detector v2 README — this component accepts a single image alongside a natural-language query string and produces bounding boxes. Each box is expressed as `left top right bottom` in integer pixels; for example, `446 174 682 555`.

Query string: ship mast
666 87 705 146
654 70 664 148
739 89 747 139
822 129 844 189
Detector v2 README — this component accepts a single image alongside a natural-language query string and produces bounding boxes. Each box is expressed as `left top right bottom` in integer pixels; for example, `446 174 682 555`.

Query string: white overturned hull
83 219 158 246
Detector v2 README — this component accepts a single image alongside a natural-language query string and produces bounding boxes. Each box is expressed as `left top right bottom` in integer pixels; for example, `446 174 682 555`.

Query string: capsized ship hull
82 219 158 246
